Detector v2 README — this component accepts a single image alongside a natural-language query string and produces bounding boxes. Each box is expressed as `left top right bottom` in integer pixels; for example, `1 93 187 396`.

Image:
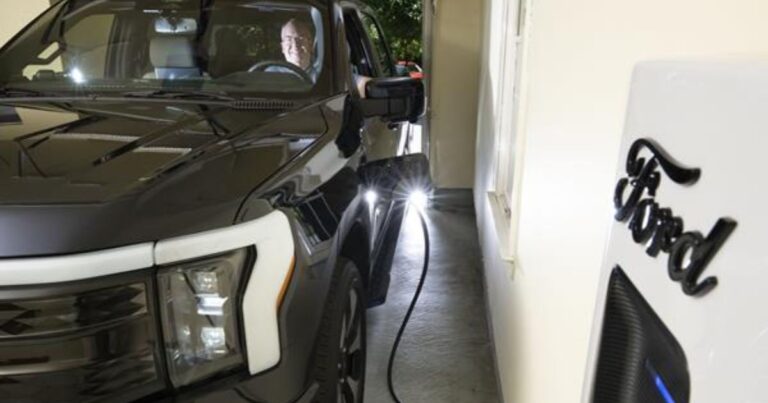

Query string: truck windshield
0 0 330 99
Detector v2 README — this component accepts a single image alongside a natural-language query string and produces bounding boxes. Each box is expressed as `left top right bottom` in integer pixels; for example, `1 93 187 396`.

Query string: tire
313 260 367 403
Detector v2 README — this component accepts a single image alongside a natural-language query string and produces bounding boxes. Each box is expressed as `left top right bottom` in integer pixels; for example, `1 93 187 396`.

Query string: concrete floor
364 196 501 403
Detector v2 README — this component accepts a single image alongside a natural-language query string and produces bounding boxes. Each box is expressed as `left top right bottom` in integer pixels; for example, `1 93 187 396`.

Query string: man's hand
356 75 372 98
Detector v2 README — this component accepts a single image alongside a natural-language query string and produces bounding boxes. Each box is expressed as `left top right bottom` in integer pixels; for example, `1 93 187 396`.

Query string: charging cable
386 205 430 403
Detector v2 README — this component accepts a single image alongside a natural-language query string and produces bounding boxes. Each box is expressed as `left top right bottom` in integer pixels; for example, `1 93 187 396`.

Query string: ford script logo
614 138 737 297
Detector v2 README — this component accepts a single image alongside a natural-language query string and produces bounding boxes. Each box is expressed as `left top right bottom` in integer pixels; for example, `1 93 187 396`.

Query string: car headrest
150 36 196 68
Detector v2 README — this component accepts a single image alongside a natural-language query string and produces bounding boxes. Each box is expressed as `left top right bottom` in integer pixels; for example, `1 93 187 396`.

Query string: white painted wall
0 0 49 48
429 0 483 188
475 0 768 402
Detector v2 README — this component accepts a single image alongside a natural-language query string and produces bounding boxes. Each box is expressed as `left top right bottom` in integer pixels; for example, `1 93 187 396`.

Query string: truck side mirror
361 77 425 123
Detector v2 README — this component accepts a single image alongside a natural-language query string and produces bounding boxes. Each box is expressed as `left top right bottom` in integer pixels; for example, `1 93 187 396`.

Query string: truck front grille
0 272 165 403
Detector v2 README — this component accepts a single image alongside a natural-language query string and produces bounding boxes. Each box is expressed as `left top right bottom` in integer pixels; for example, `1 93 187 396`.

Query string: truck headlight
157 248 249 387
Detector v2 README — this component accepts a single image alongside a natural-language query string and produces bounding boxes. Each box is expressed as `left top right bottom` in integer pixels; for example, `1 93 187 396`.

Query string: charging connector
357 153 433 402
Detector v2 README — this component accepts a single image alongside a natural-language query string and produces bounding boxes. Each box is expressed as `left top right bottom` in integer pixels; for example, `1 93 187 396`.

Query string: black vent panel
0 285 146 338
592 266 690 403
0 275 164 403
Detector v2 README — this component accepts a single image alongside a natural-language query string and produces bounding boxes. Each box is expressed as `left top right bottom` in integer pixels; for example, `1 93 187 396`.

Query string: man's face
281 21 314 70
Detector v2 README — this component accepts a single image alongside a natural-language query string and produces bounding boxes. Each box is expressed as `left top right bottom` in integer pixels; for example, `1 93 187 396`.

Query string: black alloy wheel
314 261 366 403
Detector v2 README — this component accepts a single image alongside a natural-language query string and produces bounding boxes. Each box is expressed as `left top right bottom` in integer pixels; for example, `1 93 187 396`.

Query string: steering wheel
248 60 312 83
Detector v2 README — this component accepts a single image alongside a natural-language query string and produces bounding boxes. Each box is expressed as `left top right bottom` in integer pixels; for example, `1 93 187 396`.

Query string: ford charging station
584 60 767 403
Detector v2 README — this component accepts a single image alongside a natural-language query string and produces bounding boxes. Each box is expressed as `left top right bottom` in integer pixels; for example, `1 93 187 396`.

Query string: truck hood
0 101 325 203
0 98 336 257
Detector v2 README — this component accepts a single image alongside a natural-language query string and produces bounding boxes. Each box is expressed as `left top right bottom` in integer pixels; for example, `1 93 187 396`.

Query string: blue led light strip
645 360 676 403
654 374 676 403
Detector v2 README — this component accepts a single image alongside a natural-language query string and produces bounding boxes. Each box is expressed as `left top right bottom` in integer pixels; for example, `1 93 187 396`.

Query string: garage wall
429 0 483 188
0 0 49 48
475 0 768 402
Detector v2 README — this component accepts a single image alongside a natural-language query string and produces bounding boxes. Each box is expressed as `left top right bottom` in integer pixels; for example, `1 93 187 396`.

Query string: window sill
487 192 516 280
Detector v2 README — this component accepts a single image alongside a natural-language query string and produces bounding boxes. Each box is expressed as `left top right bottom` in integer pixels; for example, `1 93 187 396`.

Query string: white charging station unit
583 60 768 403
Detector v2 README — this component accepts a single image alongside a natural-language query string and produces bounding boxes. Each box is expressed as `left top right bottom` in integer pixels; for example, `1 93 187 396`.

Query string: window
485 0 529 261
0 1 330 97
22 43 64 81
64 14 115 79
343 11 374 78
495 0 524 212
360 13 395 77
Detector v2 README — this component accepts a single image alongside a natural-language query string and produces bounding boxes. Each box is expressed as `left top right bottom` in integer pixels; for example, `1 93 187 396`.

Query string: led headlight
157 248 249 387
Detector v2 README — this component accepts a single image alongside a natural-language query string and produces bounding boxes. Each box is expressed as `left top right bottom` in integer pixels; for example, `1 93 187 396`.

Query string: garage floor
364 192 501 402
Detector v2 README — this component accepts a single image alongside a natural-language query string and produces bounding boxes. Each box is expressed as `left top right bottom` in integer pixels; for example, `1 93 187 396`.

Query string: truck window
343 11 374 78
23 14 115 81
0 1 331 97
359 13 394 77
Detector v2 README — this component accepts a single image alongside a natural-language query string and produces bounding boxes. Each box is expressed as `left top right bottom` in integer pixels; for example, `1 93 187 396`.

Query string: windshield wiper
122 89 237 103
0 87 96 104
0 87 298 111
0 87 51 98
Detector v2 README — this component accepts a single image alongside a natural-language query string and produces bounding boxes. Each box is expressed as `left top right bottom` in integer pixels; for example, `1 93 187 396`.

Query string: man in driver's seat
268 18 319 81
272 17 371 96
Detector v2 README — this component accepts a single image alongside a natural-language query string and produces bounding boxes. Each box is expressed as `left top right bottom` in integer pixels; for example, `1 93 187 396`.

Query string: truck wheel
314 260 366 403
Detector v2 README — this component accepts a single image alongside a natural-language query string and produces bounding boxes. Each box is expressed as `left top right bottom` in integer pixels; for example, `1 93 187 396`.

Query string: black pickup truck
0 1 426 402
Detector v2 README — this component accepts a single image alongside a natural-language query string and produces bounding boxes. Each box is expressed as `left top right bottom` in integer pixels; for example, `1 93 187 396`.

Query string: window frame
486 0 530 263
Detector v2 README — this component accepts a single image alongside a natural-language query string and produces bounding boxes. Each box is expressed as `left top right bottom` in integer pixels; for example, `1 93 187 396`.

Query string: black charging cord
386 206 430 403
